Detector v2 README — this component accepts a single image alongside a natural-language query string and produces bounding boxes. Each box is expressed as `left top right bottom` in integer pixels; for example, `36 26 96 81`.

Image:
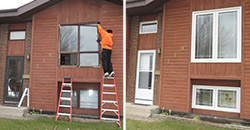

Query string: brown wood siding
160 0 191 112
190 64 241 80
30 0 123 115
30 5 58 112
160 0 248 119
138 15 158 50
9 23 26 30
7 40 25 56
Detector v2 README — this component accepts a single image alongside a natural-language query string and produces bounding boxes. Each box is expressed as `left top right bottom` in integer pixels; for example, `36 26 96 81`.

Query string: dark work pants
102 49 113 73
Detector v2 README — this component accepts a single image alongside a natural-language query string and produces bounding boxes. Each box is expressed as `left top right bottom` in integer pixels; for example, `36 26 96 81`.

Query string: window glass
80 26 98 51
139 53 153 70
61 90 77 107
80 53 99 66
195 14 213 59
60 54 77 65
138 72 152 89
80 90 98 109
218 90 237 109
218 11 237 58
60 26 78 52
196 89 213 106
10 31 26 40
141 22 157 33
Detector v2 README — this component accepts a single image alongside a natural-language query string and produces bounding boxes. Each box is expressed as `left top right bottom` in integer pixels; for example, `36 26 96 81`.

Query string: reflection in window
195 14 213 59
80 90 98 109
80 26 98 51
60 26 78 52
80 53 99 66
196 89 213 106
218 11 237 58
218 90 236 109
60 25 99 66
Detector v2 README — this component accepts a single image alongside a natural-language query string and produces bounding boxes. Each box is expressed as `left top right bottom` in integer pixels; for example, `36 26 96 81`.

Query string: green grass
127 119 232 130
0 118 121 130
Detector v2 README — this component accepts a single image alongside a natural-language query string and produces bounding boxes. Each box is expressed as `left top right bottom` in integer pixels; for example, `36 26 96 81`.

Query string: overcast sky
0 0 33 10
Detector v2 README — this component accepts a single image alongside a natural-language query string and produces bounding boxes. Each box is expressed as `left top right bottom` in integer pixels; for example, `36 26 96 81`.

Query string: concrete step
0 106 27 118
126 103 160 117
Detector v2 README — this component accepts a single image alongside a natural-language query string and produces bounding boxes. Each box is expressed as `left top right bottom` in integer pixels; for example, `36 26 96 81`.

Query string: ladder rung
102 118 119 121
103 92 116 95
57 113 71 116
59 105 71 108
102 109 118 112
103 84 115 87
103 100 117 103
104 77 114 79
60 97 71 101
63 83 71 87
61 90 71 93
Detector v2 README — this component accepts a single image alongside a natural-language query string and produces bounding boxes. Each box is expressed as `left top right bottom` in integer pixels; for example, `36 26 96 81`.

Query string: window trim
191 6 242 63
139 20 158 34
192 85 241 113
59 24 100 67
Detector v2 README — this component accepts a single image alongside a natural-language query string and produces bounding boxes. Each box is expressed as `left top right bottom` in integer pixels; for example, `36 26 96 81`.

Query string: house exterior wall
0 24 8 105
0 22 31 106
126 13 162 105
159 0 250 119
30 0 123 116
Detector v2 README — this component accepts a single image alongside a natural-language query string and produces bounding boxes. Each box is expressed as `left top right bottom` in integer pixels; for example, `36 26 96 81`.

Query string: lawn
0 118 121 130
127 119 232 130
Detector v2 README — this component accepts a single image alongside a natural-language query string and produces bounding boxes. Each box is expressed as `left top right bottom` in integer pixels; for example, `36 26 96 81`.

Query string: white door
135 50 156 105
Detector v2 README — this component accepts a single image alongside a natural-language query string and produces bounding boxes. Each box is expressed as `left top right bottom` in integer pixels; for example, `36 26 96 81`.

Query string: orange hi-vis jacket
97 24 113 50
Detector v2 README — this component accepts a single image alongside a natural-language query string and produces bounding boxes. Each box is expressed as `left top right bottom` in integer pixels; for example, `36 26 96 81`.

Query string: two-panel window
60 25 99 67
191 7 241 63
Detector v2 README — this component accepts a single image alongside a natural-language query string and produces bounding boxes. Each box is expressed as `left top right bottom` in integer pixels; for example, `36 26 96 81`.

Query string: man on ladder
97 22 115 78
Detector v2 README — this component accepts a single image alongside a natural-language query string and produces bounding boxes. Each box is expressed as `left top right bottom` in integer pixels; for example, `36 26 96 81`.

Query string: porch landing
126 103 160 117
0 106 28 119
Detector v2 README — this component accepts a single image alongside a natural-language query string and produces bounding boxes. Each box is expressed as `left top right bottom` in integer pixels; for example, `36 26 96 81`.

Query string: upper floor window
60 25 99 67
139 21 158 34
191 7 241 63
9 31 26 40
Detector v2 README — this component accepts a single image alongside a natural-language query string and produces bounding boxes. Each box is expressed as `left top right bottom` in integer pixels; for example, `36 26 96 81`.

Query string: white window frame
9 31 26 40
139 20 158 34
192 85 241 113
191 6 242 63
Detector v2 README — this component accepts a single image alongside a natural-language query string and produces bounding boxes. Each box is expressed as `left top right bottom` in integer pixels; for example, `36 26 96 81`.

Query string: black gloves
97 21 100 24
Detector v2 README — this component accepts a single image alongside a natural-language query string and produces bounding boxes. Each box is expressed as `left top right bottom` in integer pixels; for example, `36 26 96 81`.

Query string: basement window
192 85 240 113
80 90 98 109
139 21 158 34
9 31 26 40
61 90 77 107
191 7 242 63
60 25 99 67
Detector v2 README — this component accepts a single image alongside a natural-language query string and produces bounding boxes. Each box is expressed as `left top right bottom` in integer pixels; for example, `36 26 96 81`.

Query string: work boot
104 72 109 78
109 71 115 77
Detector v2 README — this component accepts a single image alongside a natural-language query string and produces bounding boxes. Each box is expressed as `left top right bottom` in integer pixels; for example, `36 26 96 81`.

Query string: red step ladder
56 77 73 122
100 76 121 128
